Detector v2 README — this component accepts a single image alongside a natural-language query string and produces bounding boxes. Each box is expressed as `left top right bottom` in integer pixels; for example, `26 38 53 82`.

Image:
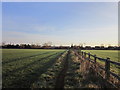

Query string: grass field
2 49 120 88
2 49 66 88
82 50 120 74
82 50 119 62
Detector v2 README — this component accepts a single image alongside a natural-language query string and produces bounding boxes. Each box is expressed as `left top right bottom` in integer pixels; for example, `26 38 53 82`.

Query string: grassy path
55 51 69 88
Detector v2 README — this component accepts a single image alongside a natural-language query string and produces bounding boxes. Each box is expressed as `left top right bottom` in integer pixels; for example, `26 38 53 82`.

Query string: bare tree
42 42 52 48
2 41 6 46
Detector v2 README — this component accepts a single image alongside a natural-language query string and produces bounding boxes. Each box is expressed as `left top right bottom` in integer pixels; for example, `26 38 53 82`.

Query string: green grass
82 50 119 62
2 49 65 63
32 51 68 88
82 50 120 74
64 50 82 88
2 49 120 88
2 49 65 88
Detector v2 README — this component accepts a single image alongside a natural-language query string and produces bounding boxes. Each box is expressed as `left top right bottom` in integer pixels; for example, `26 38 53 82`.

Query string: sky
2 2 118 46
1 0 119 2
0 2 2 45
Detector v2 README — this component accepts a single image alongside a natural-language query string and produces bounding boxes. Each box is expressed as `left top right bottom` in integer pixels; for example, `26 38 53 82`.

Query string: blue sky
2 2 118 46
0 2 2 44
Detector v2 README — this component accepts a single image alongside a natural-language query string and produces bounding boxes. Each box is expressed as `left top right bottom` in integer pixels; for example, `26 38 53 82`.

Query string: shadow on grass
3 52 57 78
3 52 63 88
80 67 115 88
3 52 50 64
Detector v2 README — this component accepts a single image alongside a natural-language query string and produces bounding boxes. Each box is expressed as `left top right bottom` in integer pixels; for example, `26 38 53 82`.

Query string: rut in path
55 51 69 88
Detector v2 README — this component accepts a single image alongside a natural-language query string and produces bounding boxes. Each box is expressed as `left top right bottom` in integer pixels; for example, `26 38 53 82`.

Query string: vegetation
32 51 68 88
2 49 65 88
64 50 82 88
82 50 119 62
2 49 120 88
82 50 120 75
1 42 120 50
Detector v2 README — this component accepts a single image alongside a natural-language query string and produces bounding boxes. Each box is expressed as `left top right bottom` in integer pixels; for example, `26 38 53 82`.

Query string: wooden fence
79 51 120 83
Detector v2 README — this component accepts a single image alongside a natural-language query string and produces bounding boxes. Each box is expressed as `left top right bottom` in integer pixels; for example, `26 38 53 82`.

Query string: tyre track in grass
3 51 64 88
31 51 68 88
3 52 61 78
64 50 82 88
3 52 50 65
55 50 69 88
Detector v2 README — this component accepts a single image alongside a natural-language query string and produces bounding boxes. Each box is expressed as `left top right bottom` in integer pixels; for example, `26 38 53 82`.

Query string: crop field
2 49 120 88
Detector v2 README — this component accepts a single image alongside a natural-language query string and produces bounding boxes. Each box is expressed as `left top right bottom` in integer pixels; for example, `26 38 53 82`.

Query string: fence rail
79 51 120 81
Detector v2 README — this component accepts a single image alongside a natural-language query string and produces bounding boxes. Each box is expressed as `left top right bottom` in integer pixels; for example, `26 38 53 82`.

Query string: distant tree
100 44 105 49
79 43 84 49
95 46 101 50
15 44 20 48
2 42 6 46
48 41 52 46
85 46 91 50
20 44 25 48
42 42 52 49
71 44 74 49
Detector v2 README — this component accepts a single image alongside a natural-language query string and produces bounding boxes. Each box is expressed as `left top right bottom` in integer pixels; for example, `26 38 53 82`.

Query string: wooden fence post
94 55 96 63
84 52 86 58
105 58 110 80
94 55 97 73
88 53 90 60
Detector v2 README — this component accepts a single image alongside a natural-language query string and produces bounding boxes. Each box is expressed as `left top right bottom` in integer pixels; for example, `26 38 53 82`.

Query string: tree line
1 43 120 50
